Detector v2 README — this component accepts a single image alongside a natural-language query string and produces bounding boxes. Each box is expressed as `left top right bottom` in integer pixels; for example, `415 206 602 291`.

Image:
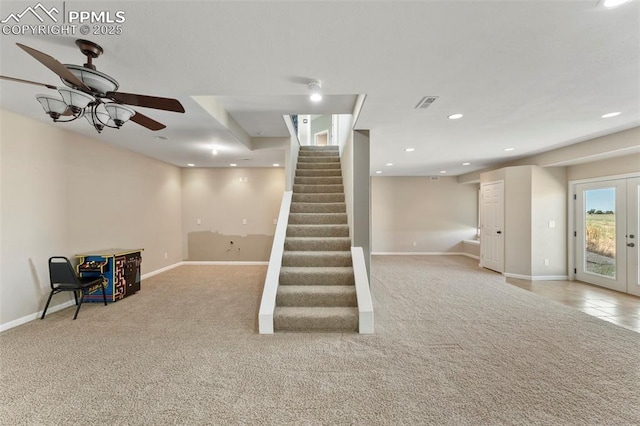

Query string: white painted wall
0 109 183 326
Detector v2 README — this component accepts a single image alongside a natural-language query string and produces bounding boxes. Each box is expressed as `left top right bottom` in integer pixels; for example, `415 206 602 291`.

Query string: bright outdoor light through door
575 177 640 296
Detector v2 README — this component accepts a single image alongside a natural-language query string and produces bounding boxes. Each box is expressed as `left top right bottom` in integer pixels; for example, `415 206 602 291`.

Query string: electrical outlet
196 218 201 225
242 219 247 225
164 252 168 259
412 242 417 247
544 259 549 266
273 219 277 225
548 220 556 228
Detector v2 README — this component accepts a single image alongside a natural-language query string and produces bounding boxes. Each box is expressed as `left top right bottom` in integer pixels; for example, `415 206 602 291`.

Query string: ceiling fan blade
0 75 58 90
16 43 90 91
106 92 185 113
129 110 166 131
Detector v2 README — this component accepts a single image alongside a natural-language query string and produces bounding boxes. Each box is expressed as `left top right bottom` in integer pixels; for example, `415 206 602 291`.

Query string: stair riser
292 194 345 203
296 169 342 177
285 238 351 251
282 253 352 267
298 157 340 163
288 214 347 225
294 177 343 185
290 203 346 213
274 310 358 332
276 291 357 307
298 152 339 157
287 226 349 238
279 270 355 286
294 184 344 193
300 146 339 151
296 163 342 170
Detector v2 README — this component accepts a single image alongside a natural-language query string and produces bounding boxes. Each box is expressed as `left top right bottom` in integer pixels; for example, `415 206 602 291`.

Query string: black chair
42 256 107 320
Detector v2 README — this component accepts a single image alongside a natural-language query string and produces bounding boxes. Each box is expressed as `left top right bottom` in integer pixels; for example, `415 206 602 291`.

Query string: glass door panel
575 180 626 293
584 188 616 278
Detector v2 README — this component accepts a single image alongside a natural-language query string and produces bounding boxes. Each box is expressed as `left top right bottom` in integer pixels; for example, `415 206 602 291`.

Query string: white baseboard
181 261 268 266
372 252 477 259
0 299 76 333
141 262 183 280
503 273 569 281
2 260 268 333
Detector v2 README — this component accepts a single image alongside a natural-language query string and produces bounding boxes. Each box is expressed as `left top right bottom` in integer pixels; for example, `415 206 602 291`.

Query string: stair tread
278 285 355 294
286 237 351 241
280 266 354 273
275 306 358 317
284 250 351 255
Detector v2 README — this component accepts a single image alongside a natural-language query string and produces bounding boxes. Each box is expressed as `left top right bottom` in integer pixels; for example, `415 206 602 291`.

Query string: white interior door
480 181 504 273
575 178 639 295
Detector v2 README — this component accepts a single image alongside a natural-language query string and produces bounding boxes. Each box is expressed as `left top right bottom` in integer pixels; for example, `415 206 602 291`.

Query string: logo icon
1 3 59 24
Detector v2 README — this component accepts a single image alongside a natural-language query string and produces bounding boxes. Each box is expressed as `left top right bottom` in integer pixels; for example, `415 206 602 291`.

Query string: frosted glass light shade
104 103 135 127
36 94 68 118
85 103 111 129
58 87 94 110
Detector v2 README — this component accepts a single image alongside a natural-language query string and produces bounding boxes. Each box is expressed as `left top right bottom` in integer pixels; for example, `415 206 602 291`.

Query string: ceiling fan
0 39 185 132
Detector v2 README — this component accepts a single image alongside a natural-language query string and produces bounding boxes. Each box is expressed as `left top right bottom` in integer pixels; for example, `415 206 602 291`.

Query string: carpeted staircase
274 146 358 332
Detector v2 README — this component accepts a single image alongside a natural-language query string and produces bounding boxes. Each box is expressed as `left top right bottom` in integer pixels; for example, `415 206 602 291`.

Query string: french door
575 177 640 296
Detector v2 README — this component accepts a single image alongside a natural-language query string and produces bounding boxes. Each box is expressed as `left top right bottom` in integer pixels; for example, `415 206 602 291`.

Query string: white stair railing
351 246 374 334
258 191 292 334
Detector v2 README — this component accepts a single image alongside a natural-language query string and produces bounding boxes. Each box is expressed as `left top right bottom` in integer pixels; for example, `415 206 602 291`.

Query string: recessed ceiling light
273 163 280 167
448 113 463 120
601 112 621 118
440 170 447 174
376 171 382 174
504 148 515 152
230 163 237 167
405 148 415 152
212 149 218 155
187 163 195 167
462 162 471 166
600 0 631 8
386 163 393 166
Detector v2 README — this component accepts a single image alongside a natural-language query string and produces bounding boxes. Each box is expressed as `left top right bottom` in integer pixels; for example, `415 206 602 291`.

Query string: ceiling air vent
415 96 439 110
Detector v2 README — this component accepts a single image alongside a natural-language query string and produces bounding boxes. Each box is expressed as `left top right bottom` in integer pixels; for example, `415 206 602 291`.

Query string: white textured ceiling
0 0 638 175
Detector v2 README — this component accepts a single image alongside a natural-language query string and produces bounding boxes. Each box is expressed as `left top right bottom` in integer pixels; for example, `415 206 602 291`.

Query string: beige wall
531 167 567 276
372 176 478 253
0 109 182 325
481 165 567 277
181 167 285 261
567 154 640 181
459 126 640 184
503 166 533 276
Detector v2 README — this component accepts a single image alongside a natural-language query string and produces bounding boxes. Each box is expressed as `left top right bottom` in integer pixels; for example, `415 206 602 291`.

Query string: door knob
496 231 502 234
628 243 636 248
630 234 635 239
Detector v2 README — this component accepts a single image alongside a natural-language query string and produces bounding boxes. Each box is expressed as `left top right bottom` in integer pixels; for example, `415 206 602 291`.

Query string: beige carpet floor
1 256 639 425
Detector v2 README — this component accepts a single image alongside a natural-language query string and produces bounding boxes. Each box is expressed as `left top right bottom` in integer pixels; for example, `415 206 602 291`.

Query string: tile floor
506 278 640 333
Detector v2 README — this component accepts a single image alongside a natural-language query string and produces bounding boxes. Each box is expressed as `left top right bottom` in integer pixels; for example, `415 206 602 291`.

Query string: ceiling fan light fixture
36 94 68 120
58 87 95 113
62 64 119 94
85 103 111 132
104 103 136 127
